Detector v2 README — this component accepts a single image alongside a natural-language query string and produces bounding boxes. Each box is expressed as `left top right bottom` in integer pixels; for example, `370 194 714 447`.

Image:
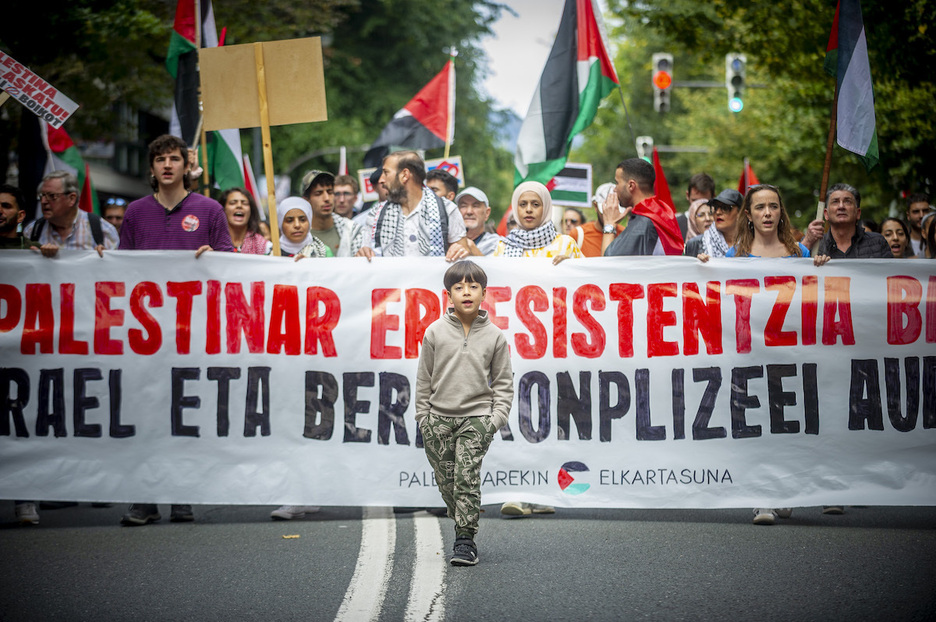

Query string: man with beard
356 151 469 261
602 158 684 256
0 184 39 249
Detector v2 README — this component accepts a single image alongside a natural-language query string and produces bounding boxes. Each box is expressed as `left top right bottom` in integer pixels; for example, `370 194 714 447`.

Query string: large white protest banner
0 251 934 508
0 50 79 128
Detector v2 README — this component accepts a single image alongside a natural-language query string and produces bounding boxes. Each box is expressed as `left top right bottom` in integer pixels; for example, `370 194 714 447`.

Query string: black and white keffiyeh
501 221 559 257
377 187 446 256
701 225 731 257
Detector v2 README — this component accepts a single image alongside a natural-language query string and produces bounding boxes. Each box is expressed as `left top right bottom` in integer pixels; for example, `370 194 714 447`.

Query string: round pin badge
182 214 200 232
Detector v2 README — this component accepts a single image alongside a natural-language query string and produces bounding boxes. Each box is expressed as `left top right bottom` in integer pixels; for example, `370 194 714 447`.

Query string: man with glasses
684 188 743 258
23 171 119 258
332 174 360 219
803 183 890 259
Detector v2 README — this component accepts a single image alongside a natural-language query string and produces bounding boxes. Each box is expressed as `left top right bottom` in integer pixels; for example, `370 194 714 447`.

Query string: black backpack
30 212 105 246
375 194 450 253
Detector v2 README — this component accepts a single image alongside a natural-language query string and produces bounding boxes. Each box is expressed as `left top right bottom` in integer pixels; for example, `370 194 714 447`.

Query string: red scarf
631 196 684 255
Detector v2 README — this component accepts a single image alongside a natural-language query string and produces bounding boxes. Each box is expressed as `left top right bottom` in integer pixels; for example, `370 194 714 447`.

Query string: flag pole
816 81 839 222
254 42 282 257
444 50 457 160
615 85 637 157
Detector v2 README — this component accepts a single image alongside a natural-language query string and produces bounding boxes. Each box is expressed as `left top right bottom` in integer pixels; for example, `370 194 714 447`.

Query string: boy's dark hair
427 168 458 196
148 134 191 191
908 192 929 207
444 260 487 291
0 183 26 211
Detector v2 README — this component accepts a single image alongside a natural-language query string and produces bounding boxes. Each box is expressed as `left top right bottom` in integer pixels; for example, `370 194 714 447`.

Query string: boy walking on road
415 261 513 566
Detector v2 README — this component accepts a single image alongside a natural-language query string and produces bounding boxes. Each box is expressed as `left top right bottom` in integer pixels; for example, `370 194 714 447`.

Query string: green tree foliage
578 0 936 226
1 0 514 214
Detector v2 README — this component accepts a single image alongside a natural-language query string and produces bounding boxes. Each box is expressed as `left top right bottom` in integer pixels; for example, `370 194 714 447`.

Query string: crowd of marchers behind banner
3 134 934 529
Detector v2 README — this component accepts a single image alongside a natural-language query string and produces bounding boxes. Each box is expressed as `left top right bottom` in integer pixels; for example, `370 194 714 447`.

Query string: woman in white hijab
275 196 330 258
493 181 583 262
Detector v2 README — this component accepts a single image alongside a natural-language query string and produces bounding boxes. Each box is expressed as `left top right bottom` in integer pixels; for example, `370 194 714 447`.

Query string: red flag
651 147 675 210
737 158 760 195
497 209 513 237
42 123 98 214
363 59 455 168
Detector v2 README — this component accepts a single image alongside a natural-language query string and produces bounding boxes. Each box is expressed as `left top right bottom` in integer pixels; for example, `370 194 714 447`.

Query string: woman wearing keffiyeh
493 181 583 263
493 180 581 519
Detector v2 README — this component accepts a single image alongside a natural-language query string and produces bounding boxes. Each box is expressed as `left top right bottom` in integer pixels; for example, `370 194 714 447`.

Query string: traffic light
725 53 746 112
636 136 654 161
651 53 673 113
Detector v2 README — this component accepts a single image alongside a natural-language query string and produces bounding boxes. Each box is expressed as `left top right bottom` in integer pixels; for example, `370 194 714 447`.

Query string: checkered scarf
501 221 559 257
701 225 731 257
378 187 446 256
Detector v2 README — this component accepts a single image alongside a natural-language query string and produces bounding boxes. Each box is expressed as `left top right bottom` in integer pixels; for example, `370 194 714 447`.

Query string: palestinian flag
651 147 675 210
514 0 619 185
363 59 455 168
167 0 244 189
547 163 592 207
824 0 879 170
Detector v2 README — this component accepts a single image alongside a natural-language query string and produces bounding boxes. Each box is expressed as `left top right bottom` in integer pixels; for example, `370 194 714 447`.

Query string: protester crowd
3 133 934 530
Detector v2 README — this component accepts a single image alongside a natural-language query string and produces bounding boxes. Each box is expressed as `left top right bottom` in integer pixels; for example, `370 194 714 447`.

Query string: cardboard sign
0 50 79 128
199 37 327 130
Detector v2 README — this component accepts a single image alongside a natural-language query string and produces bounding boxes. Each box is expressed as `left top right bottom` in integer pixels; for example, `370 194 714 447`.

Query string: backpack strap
30 218 46 242
434 194 450 252
88 212 104 247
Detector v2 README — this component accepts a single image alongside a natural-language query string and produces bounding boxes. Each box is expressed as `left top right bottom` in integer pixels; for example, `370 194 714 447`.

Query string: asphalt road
1 503 934 621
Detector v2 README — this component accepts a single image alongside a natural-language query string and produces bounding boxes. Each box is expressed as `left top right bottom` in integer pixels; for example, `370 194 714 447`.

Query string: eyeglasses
711 203 737 213
39 192 70 201
563 219 581 225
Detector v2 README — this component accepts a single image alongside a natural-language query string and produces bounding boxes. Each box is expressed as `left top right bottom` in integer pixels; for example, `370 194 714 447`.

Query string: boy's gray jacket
414 309 514 429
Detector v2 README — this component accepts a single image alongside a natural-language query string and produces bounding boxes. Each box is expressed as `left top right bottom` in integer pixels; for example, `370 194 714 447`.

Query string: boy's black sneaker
450 537 478 566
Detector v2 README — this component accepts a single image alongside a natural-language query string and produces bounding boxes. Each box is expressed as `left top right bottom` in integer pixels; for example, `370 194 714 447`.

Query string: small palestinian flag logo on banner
558 461 590 495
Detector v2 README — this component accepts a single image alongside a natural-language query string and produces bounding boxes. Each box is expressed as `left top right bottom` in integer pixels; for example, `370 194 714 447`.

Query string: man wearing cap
356 151 469 261
683 188 744 257
572 182 625 257
603 158 684 256
301 169 365 257
456 186 501 256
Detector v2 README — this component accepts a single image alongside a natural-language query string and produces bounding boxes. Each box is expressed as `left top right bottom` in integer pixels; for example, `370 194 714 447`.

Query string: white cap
593 182 616 206
455 186 489 206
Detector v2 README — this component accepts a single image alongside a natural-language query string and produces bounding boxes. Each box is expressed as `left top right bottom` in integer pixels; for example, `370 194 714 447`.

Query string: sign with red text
0 50 79 128
0 251 934 508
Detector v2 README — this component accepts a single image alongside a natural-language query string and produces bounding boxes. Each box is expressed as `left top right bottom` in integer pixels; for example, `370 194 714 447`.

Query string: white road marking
334 506 396 622
405 512 446 622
